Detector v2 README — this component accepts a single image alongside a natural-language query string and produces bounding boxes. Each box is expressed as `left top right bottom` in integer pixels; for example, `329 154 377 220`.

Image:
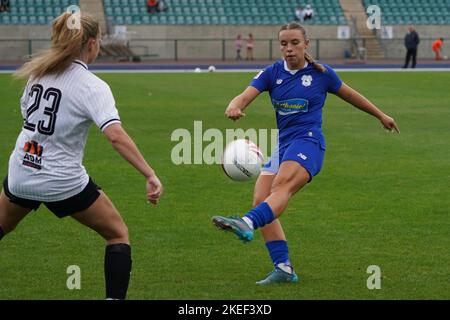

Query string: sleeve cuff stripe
100 118 121 131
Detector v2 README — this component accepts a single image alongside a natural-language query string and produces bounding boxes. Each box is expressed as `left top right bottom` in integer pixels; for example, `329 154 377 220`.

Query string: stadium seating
0 0 78 25
2 0 449 26
363 0 450 25
104 0 348 26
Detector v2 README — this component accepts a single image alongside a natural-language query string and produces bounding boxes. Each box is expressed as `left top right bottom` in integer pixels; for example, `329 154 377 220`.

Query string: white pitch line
1 68 450 74
90 67 450 73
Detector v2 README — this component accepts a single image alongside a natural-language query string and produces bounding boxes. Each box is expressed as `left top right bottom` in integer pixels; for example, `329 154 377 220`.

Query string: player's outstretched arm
103 123 163 205
335 83 400 133
225 86 261 121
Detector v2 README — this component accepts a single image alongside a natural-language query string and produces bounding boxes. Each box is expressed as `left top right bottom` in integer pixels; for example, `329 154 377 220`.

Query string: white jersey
7 60 121 202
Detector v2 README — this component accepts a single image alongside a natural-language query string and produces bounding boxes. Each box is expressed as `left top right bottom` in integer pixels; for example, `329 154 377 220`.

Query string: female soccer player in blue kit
212 23 400 285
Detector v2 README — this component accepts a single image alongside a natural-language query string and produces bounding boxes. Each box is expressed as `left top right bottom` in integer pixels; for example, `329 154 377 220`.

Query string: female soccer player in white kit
0 12 163 299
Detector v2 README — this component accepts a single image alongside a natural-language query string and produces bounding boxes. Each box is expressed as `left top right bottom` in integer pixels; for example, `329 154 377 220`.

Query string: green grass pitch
0 71 449 299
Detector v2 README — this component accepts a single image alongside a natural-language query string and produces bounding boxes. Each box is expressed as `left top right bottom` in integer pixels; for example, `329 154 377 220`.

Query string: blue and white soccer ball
208 65 216 72
221 139 264 181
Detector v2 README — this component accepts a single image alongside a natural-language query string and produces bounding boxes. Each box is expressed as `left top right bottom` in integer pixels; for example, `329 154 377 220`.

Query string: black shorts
2 176 101 218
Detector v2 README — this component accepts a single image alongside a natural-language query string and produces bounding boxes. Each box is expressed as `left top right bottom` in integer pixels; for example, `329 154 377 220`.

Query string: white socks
242 216 254 230
277 262 294 274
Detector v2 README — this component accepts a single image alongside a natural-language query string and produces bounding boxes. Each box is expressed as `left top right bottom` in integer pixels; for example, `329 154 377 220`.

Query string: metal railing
0 37 447 61
0 38 351 61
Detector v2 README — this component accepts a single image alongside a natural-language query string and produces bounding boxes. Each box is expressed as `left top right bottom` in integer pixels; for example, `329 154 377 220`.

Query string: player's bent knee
270 176 292 192
271 171 309 195
103 223 129 244
270 179 301 197
114 226 129 243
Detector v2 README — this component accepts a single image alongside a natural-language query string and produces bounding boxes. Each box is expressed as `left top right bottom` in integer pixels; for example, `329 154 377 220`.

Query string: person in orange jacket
432 38 444 60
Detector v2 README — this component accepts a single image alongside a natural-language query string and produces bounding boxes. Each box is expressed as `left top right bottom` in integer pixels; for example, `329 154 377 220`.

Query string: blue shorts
261 138 325 181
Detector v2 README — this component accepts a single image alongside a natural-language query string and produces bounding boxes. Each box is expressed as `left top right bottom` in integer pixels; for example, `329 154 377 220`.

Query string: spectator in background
147 0 158 14
294 6 304 23
402 25 420 68
303 4 314 21
235 34 243 60
157 0 168 13
432 37 444 60
246 33 254 61
0 0 10 12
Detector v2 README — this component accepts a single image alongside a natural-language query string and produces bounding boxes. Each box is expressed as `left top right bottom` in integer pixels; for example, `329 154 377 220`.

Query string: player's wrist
228 102 244 111
374 110 386 121
145 169 156 180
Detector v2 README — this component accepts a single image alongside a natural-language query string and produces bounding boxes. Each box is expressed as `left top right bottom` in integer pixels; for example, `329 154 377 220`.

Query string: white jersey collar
283 60 308 75
73 59 88 70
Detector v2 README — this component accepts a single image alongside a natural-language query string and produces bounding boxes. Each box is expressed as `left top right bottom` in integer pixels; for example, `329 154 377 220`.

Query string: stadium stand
363 0 450 25
0 1 448 62
0 0 78 25
1 0 449 26
103 0 347 26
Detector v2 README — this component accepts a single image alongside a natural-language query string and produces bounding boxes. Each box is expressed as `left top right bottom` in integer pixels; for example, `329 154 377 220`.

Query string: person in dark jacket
403 26 420 68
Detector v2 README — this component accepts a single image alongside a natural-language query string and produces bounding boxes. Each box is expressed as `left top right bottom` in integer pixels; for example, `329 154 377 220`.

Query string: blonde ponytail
279 22 327 73
304 51 326 73
14 12 99 80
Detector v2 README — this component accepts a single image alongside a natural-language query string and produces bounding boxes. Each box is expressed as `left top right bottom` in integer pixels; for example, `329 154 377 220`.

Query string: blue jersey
250 60 342 149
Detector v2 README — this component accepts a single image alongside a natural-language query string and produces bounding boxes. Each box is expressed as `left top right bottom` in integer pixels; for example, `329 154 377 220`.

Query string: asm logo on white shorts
301 75 313 87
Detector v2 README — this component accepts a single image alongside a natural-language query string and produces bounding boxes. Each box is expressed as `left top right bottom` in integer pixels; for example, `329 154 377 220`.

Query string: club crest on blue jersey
272 98 309 116
301 75 313 87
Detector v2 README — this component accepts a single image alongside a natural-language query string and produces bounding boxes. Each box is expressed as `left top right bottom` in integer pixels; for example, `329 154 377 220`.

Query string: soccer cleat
212 215 254 243
255 267 299 285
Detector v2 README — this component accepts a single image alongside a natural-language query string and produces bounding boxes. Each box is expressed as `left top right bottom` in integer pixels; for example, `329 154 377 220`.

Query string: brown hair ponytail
279 22 327 73
14 12 99 80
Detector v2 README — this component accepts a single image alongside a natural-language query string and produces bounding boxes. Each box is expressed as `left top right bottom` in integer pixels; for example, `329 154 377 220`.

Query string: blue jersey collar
283 60 308 75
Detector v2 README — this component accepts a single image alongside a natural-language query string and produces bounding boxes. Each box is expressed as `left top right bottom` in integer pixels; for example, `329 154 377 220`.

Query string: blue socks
0 226 4 241
266 240 290 266
243 204 293 272
244 202 275 230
